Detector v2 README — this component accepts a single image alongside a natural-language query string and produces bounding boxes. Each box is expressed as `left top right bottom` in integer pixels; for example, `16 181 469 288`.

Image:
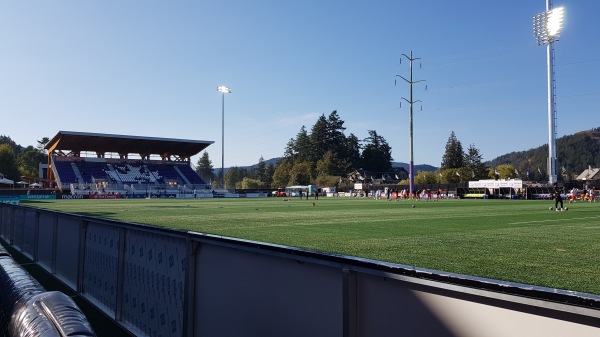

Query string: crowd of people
567 187 596 203
552 186 597 211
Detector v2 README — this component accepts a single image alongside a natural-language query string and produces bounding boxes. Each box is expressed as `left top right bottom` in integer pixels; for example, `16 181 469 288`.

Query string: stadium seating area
52 156 206 194
52 160 78 184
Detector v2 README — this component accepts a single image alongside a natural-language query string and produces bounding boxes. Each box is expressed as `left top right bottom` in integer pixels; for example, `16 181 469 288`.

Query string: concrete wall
1 203 599 337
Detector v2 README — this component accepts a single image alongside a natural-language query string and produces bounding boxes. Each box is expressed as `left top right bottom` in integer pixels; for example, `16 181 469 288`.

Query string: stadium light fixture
533 2 564 185
217 85 231 189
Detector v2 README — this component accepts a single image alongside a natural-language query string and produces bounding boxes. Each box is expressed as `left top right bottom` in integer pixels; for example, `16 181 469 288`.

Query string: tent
0 177 14 186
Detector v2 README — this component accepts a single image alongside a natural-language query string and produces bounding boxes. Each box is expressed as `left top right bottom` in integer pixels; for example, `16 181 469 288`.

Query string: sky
1 1 599 169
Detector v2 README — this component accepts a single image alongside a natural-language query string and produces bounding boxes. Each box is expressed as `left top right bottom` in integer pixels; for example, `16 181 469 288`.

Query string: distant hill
487 127 600 178
391 162 437 172
213 157 281 175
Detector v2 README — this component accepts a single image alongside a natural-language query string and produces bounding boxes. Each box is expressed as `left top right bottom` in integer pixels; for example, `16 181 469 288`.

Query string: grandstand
45 131 214 196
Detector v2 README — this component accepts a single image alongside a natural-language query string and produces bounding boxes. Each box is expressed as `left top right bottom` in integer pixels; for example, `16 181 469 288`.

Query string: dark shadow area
0 243 133 337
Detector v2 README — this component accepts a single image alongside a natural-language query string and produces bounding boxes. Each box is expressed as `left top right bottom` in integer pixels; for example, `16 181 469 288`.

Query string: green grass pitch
25 197 600 295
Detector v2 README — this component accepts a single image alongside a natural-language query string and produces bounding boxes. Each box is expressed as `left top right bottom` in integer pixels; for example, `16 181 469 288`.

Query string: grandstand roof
45 131 214 159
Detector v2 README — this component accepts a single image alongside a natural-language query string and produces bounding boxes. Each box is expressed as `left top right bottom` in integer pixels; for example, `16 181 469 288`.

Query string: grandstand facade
45 131 214 196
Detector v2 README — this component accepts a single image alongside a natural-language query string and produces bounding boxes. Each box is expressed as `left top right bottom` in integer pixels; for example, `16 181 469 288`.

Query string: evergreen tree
283 138 296 160
256 156 267 183
294 126 312 162
310 115 328 162
284 112 350 176
36 137 50 153
441 131 464 169
345 133 361 170
0 135 21 154
463 143 487 179
264 163 275 188
326 111 347 160
284 126 312 162
360 130 392 172
195 151 214 184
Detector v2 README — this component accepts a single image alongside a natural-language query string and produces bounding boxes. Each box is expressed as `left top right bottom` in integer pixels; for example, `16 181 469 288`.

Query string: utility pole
396 51 425 197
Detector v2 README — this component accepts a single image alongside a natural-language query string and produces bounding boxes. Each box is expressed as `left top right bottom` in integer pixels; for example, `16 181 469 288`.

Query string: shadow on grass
66 211 121 218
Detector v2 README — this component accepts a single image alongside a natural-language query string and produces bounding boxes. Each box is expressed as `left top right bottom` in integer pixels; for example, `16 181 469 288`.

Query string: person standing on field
553 189 564 211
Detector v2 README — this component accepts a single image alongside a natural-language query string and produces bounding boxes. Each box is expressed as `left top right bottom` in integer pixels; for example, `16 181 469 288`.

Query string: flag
494 170 499 176
561 166 566 174
382 175 386 181
395 174 399 179
339 176 343 184
515 168 519 176
438 172 442 177
526 170 530 179
471 171 475 178
455 171 460 177
538 167 542 174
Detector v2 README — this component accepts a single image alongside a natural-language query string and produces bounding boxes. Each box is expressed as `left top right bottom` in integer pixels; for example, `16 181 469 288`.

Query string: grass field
24 197 600 295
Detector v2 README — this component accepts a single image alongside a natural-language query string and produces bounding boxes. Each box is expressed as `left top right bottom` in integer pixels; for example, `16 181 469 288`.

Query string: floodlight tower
533 2 564 184
217 85 231 189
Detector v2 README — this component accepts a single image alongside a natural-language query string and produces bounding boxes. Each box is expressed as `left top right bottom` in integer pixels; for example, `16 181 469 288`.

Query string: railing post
76 220 88 293
33 210 40 262
343 267 357 337
115 227 127 322
183 238 199 337
51 214 58 274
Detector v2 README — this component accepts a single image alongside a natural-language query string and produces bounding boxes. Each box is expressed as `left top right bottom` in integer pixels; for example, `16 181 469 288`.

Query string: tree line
197 124 600 189
195 110 393 189
2 124 598 188
194 110 515 189
0 136 49 182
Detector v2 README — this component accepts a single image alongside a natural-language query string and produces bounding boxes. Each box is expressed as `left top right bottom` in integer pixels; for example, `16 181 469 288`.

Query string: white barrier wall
1 203 599 337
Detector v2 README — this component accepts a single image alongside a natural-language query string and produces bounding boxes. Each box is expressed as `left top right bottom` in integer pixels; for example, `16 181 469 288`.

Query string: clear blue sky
1 1 599 168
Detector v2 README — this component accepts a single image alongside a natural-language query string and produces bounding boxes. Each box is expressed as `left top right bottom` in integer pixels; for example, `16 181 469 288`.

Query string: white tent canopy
0 177 14 185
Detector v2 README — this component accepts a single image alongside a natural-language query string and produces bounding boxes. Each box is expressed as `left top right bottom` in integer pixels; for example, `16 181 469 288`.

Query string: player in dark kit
553 189 565 211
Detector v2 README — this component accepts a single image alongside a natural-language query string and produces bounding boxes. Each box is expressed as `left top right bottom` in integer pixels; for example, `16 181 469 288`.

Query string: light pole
217 85 231 189
533 2 564 185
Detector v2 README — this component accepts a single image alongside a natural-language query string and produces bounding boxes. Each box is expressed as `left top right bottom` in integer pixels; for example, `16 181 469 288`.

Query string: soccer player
553 190 564 211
